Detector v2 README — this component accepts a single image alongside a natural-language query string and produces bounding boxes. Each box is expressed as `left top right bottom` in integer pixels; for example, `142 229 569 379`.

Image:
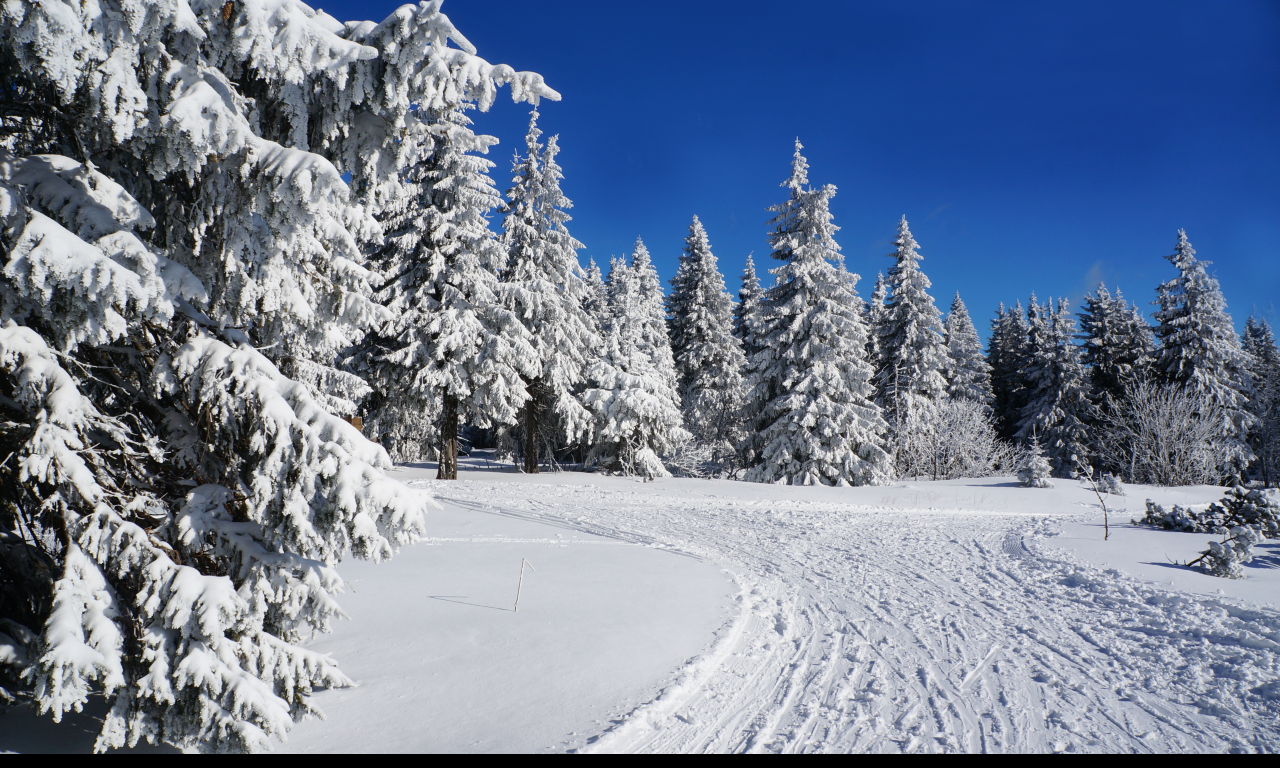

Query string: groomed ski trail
430 481 1280 754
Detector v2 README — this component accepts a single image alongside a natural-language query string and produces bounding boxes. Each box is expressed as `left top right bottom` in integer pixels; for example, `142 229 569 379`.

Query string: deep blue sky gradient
325 0 1280 335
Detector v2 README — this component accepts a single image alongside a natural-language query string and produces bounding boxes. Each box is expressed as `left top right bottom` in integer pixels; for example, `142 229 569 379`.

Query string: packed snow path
427 475 1279 754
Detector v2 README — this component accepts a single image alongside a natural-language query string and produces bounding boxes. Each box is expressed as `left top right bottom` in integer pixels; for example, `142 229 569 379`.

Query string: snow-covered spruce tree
584 258 610 335
631 239 682 395
1076 284 1155 473
987 300 1030 441
666 216 747 444
500 113 598 472
1153 230 1254 479
874 217 949 476
1242 316 1280 485
943 293 993 405
583 247 687 476
734 253 764 359
740 140 889 486
0 0 553 751
1016 298 1095 477
1077 284 1155 406
1016 438 1055 488
864 272 889 368
353 105 536 480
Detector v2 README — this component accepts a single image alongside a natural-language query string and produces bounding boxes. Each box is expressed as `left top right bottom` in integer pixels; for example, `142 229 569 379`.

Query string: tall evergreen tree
741 140 889 486
988 300 1030 440
584 257 609 332
500 113 598 472
1017 298 1094 477
734 254 763 359
666 217 748 443
943 293 993 404
630 239 682 392
0 0 553 750
1153 230 1254 476
1242 316 1280 485
874 217 949 440
1077 283 1155 406
865 272 889 367
583 247 687 475
363 106 536 480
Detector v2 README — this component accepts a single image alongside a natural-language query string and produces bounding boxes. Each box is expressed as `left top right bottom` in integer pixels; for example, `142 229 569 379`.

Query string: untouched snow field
2 458 1278 753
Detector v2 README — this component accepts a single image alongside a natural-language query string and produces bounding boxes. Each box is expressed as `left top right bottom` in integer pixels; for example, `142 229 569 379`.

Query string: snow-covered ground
3 458 1278 753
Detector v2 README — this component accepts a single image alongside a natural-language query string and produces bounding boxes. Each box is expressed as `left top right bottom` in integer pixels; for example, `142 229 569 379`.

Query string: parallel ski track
432 484 1280 754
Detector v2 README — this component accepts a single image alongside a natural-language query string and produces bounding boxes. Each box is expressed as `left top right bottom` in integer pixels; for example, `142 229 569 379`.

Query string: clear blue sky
325 0 1279 335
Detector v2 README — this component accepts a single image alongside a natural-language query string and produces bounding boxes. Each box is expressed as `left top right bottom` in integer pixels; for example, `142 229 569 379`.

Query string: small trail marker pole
513 558 535 612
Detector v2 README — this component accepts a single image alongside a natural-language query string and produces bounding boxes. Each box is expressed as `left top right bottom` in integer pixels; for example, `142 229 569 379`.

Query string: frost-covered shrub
1016 441 1055 488
664 439 738 480
894 397 1013 480
1140 486 1275 578
0 0 551 752
1193 526 1260 580
1099 380 1231 486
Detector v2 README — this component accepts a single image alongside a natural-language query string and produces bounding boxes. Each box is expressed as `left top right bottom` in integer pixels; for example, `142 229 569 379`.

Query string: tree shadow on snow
1142 561 1195 571
1247 541 1280 570
428 595 513 612
1141 542 1280 572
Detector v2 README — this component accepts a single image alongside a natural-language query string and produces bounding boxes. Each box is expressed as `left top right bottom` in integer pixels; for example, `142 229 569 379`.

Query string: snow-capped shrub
1016 441 1055 488
1138 499 1208 532
1192 526 1260 580
1099 473 1125 496
1206 486 1280 537
1138 487 1278 537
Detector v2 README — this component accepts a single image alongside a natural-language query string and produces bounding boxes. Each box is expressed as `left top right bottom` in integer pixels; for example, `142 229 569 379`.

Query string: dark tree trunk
523 386 539 474
438 393 458 480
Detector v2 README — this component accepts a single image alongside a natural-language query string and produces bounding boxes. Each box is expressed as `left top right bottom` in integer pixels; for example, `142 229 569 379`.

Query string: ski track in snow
429 482 1280 754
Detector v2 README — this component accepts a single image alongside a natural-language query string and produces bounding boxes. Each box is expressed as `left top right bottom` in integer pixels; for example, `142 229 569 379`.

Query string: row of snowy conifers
379 118 1277 491
359 117 1279 492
